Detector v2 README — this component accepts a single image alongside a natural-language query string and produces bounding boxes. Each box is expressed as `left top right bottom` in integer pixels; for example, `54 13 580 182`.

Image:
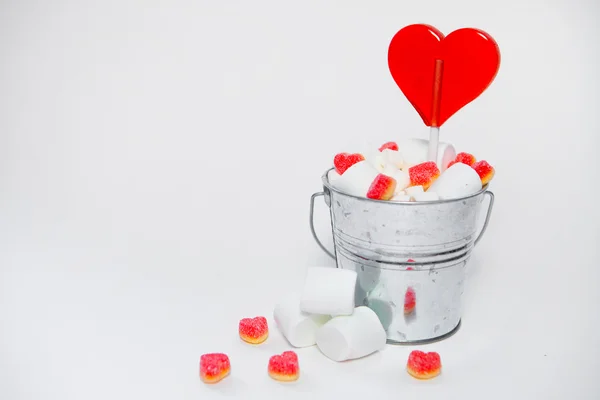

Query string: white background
1 0 598 399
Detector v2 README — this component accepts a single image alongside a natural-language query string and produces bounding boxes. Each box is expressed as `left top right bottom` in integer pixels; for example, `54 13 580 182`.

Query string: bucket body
310 168 494 344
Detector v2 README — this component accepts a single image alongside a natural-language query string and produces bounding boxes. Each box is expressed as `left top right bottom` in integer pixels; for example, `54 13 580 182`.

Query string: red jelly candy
239 316 269 344
407 350 442 380
268 351 299 382
471 160 495 185
404 287 416 315
366 174 396 201
448 152 476 168
200 353 231 384
334 152 365 175
408 161 440 190
378 141 399 152
388 24 501 127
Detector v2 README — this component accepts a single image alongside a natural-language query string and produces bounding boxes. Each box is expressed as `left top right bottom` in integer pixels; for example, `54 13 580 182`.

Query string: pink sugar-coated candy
408 161 440 190
268 351 299 382
239 316 269 344
200 353 231 384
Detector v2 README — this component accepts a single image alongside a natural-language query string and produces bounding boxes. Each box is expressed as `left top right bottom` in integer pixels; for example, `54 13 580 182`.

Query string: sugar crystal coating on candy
200 353 231 384
378 141 399 152
268 351 299 382
408 162 440 190
455 152 476 166
366 174 396 200
404 287 416 315
448 152 476 168
407 350 441 380
334 152 365 175
471 160 495 185
239 316 269 344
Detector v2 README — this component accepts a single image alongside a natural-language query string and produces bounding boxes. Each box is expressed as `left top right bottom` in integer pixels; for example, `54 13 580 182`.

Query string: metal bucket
309 168 495 344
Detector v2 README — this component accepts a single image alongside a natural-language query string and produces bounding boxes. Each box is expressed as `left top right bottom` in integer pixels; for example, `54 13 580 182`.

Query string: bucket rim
321 167 490 205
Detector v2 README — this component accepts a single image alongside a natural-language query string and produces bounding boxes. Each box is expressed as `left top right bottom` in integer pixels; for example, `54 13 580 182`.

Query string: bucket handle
309 192 336 259
310 190 495 260
474 190 495 247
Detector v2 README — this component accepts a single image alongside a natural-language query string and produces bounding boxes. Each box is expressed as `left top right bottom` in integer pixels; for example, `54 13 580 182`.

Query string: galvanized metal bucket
309 168 495 344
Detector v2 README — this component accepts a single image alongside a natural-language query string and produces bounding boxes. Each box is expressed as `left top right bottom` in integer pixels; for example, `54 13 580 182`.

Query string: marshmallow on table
300 267 357 317
316 306 387 362
330 160 379 197
427 162 482 200
398 138 456 171
273 294 331 348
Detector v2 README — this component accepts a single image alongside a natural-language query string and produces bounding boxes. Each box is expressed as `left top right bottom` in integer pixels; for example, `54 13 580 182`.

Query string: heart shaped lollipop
388 24 501 128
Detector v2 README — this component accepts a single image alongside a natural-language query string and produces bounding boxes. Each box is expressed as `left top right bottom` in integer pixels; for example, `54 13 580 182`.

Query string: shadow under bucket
310 168 495 345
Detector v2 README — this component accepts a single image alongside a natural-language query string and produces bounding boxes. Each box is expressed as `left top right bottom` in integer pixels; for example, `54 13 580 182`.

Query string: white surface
0 0 598 399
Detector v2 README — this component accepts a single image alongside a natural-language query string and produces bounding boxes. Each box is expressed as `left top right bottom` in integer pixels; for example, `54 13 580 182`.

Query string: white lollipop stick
428 127 439 163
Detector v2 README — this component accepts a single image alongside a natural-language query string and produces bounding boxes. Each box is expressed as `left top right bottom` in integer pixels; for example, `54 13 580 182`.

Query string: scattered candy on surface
334 152 365 175
239 316 269 344
472 160 495 185
200 353 231 384
367 174 397 200
378 141 399 151
408 161 440 190
268 351 300 382
406 350 442 380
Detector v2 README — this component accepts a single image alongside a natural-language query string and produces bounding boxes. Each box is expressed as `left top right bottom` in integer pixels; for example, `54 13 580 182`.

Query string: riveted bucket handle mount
309 190 495 260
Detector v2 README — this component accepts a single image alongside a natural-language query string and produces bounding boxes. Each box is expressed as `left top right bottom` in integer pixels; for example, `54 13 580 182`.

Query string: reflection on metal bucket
310 168 494 344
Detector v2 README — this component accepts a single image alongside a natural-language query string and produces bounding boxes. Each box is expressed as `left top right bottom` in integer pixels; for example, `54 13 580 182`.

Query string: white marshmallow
380 149 404 169
273 294 332 348
391 193 411 202
330 161 379 197
405 185 424 198
300 267 357 316
316 306 387 362
398 138 456 171
327 169 342 184
427 162 482 200
363 149 386 172
412 191 440 202
382 165 410 192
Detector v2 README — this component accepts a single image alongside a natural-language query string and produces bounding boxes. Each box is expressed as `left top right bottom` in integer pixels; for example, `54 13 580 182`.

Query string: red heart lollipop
388 24 501 127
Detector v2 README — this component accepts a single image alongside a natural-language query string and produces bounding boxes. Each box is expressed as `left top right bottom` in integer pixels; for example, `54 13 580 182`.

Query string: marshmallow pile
329 138 495 201
273 267 387 362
